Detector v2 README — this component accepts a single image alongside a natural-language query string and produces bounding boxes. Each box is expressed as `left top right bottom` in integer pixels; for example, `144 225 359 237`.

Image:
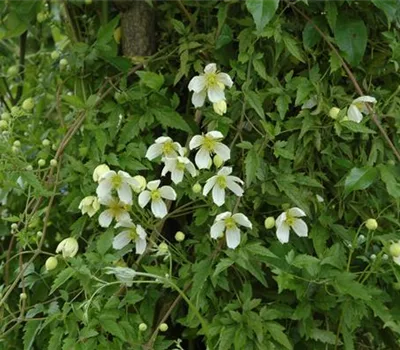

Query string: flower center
285 213 295 226
111 174 123 189
216 175 227 189
176 161 186 171
151 189 161 201
109 200 124 216
129 228 138 240
162 141 174 156
203 136 216 151
224 217 236 229
354 102 364 111
205 73 218 88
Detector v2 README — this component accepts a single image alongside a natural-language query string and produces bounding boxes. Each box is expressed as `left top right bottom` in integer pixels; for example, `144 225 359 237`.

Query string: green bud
38 159 46 167
175 231 185 242
51 51 60 60
50 159 58 167
192 183 202 194
264 217 275 229
1 112 11 121
365 219 378 231
42 139 51 146
389 242 400 257
7 65 19 77
213 154 224 168
12 146 19 154
158 242 169 254
0 120 8 129
26 165 33 171
22 98 35 111
13 140 21 147
138 323 147 332
159 323 168 332
20 293 27 300
329 107 340 119
59 58 68 67
45 256 58 271
11 223 18 230
36 12 48 23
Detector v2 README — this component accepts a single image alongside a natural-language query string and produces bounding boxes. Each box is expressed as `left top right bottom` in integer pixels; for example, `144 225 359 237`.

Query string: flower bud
13 140 21 147
329 107 340 119
213 100 227 115
131 175 147 193
192 183 202 194
36 230 43 237
93 164 110 182
38 159 46 167
175 231 185 242
12 146 19 154
11 106 24 117
383 254 389 260
213 154 224 168
45 256 58 271
7 65 19 77
79 196 100 217
1 112 11 121
36 12 48 23
264 217 275 229
22 98 35 111
59 58 68 68
26 165 33 171
113 27 121 44
56 237 79 258
158 242 169 254
370 254 376 260
0 120 8 129
42 139 50 146
365 219 378 231
138 323 147 332
50 159 58 167
20 293 27 300
11 223 18 230
159 323 168 332
389 242 400 257
51 51 60 60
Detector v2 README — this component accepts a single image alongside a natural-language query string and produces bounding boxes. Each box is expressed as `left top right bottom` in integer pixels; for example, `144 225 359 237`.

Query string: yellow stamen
151 189 161 200
203 136 216 151
216 175 227 189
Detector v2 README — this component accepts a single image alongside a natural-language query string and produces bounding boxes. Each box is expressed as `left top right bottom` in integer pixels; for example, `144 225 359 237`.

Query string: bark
114 0 156 57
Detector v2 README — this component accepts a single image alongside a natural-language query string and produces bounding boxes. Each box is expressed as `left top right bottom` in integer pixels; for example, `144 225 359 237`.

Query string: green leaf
20 172 53 197
50 267 75 295
23 320 42 350
136 71 165 91
379 164 400 198
334 273 371 300
344 167 378 196
245 147 260 186
100 317 127 341
302 18 325 49
97 229 114 255
48 327 64 350
62 95 86 109
246 0 280 34
216 24 233 49
266 322 293 349
309 328 337 345
371 0 400 22
341 121 376 134
213 258 234 277
334 17 367 66
151 107 191 132
245 90 265 119
283 35 305 62
96 16 120 46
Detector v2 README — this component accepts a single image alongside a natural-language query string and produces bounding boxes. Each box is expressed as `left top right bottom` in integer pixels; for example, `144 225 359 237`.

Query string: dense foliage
1 1 400 349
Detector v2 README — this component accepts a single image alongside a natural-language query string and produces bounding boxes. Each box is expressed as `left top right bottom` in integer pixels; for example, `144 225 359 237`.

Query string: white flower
210 212 252 249
213 100 227 115
131 175 147 193
138 180 176 218
188 63 233 108
189 131 230 169
56 237 79 258
96 170 139 205
98 198 131 228
161 154 197 184
113 220 147 255
347 96 377 123
145 136 183 161
203 167 244 207
93 164 110 182
275 207 308 244
79 196 100 217
105 267 136 287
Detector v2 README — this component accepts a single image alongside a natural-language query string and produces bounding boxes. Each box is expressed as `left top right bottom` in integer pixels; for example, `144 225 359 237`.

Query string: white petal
185 162 197 177
393 256 400 266
216 211 231 221
287 207 306 218
171 169 184 184
226 179 244 197
159 186 177 200
232 213 252 228
161 162 171 177
138 191 151 208
228 175 244 185
155 136 172 144
203 176 217 196
147 180 161 191
195 148 211 169
117 182 132 205
214 143 231 161
218 166 232 176
189 135 204 150
353 96 376 104
207 131 224 140
210 221 225 239
207 86 225 103
217 72 233 88
99 170 116 181
291 219 308 237
113 231 131 250
192 91 207 108
151 199 168 218
136 225 147 239
188 76 206 93
275 212 287 227
96 180 112 202
115 220 134 229
135 238 147 255
115 210 130 223
226 226 241 249
145 144 163 160
276 222 290 244
99 209 114 228
204 63 217 74
212 185 225 207
347 105 363 123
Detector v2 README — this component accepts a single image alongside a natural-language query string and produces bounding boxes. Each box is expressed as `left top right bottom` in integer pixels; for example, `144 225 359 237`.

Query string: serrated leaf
245 90 265 119
136 71 165 91
23 320 42 350
266 322 293 349
341 121 376 134
379 164 400 198
309 328 337 344
50 267 75 295
62 95 86 109
152 107 191 132
283 35 305 62
344 167 378 196
48 327 64 350
245 147 260 186
20 172 53 197
213 258 234 277
97 229 114 255
246 0 280 34
100 318 127 341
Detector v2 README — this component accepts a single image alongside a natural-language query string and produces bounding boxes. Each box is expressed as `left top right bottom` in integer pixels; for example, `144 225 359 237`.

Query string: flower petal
218 166 232 176
291 219 308 237
151 199 168 218
195 148 211 169
96 179 112 202
115 210 130 223
113 231 131 250
207 131 224 139
210 221 225 239
145 143 163 160
347 105 363 123
226 226 241 249
171 169 184 184
216 211 231 221
135 238 147 255
217 72 233 88
159 186 177 200
188 76 206 93
214 143 231 161
147 180 161 191
212 184 225 207
99 209 114 228
192 91 207 108
288 207 306 218
353 96 376 104
138 191 151 208
276 212 287 227
232 213 252 228
204 63 217 74
136 225 147 239
207 86 225 103
203 176 217 196
226 178 244 197
117 182 132 205
276 222 290 243
155 136 172 144
189 135 204 150
186 162 197 177
115 220 134 229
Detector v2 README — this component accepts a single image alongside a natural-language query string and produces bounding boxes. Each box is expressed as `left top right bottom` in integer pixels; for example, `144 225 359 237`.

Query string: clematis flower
275 207 308 243
210 211 252 249
96 170 139 205
131 175 147 193
113 220 147 255
203 167 244 207
213 100 227 115
145 136 183 161
189 131 230 169
347 96 377 123
138 180 176 218
56 237 79 258
79 196 100 217
188 63 233 108
98 197 131 228
105 267 136 287
93 164 110 182
161 153 197 184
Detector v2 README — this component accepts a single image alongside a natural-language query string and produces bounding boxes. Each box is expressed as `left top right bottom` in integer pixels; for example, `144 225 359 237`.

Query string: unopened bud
138 323 147 332
192 183 202 194
264 217 275 229
42 139 50 146
22 98 35 111
26 165 33 171
45 256 58 271
383 254 389 260
11 223 18 230
59 58 68 68
158 242 169 254
38 159 46 167
213 155 224 168
370 254 377 260
50 159 58 167
389 242 400 257
0 120 8 129
175 231 185 242
131 175 147 193
1 112 11 121
13 140 21 147
51 51 60 60
93 164 110 182
20 293 27 300
329 107 340 119
159 323 168 332
365 219 378 231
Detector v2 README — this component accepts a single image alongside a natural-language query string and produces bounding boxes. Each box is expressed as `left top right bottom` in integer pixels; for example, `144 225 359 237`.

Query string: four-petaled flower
275 207 308 243
189 131 230 169
210 212 252 249
145 136 183 161
203 167 243 206
98 197 131 228
138 180 176 218
188 63 233 108
161 154 197 184
96 170 139 205
347 96 377 123
113 220 147 255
